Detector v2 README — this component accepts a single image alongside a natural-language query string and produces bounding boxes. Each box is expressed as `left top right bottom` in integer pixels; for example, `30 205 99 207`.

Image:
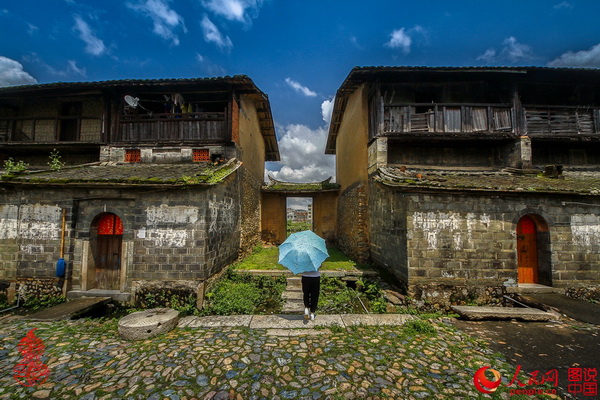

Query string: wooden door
517 216 538 283
60 102 82 141
95 214 123 290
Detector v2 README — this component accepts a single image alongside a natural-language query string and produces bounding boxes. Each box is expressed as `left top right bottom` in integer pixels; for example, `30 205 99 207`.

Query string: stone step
451 305 556 322
282 291 303 300
282 299 304 314
26 297 111 321
505 284 565 295
68 289 131 303
286 277 301 287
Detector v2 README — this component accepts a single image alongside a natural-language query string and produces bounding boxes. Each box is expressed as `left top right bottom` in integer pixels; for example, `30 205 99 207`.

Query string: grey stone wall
0 169 243 296
100 145 236 163
336 183 369 263
369 182 600 296
369 181 408 285
239 167 261 254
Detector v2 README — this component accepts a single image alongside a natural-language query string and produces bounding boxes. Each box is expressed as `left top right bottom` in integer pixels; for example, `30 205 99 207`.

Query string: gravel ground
0 316 566 400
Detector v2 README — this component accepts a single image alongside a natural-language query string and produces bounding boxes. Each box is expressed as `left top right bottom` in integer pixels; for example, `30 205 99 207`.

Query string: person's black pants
301 276 320 313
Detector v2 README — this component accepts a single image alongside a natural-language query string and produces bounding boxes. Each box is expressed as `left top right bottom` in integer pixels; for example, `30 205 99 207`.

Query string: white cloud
502 36 533 62
554 1 573 9
22 53 86 78
548 43 600 67
194 52 227 76
127 0 186 46
26 23 38 35
66 60 87 77
266 124 335 183
0 56 37 87
285 78 317 97
202 0 263 25
385 25 426 54
321 97 334 125
73 15 107 56
477 36 533 63
350 35 363 50
201 15 233 51
385 28 412 54
477 48 496 62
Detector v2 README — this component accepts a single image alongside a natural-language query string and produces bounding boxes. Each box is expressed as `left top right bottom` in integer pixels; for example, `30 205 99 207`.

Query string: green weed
403 319 436 336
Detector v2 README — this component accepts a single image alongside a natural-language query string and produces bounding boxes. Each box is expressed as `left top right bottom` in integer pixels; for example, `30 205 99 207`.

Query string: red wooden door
517 216 538 283
95 214 123 290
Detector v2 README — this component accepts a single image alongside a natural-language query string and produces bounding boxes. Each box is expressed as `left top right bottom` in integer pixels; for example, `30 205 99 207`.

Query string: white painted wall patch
571 214 600 247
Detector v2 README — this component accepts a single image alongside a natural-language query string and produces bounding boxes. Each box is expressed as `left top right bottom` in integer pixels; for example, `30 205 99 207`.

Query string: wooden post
60 209 68 297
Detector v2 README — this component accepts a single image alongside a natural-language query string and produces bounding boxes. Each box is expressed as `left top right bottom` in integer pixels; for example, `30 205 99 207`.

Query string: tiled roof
1 160 241 186
375 166 600 196
262 176 340 193
0 75 256 93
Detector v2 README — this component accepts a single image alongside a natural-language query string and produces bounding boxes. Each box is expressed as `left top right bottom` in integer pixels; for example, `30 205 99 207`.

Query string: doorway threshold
68 289 131 302
506 284 564 295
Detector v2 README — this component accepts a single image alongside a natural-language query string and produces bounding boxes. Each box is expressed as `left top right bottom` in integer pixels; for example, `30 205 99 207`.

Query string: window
124 149 141 163
193 149 210 162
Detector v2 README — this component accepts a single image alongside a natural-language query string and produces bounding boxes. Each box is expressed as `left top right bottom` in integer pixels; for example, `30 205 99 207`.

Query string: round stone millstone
118 308 179 340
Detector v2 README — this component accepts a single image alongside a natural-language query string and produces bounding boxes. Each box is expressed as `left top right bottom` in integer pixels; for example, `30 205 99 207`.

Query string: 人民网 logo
473 366 502 394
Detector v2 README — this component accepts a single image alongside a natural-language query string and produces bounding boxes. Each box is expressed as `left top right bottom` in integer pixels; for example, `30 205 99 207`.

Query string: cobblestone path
0 317 561 399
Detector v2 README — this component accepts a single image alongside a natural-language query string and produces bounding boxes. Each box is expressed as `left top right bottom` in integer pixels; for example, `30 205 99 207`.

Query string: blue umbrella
278 230 329 274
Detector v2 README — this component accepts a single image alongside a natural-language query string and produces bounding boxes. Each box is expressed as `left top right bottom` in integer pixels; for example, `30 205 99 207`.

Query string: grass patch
403 319 436 336
319 277 387 314
201 269 286 315
232 245 371 272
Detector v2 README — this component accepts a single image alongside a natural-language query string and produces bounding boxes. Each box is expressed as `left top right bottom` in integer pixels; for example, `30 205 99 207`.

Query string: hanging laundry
173 93 185 106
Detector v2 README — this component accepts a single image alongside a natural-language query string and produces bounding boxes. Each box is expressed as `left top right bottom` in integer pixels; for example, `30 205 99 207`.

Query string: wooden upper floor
327 67 600 154
0 76 279 161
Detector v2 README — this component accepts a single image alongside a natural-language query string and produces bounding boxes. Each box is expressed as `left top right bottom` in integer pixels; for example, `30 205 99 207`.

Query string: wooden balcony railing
0 116 103 142
524 106 600 136
116 112 227 142
382 104 514 135
382 104 514 136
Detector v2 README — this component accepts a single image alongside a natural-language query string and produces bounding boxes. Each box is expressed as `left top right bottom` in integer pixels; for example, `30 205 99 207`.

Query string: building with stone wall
327 66 600 303
0 76 279 305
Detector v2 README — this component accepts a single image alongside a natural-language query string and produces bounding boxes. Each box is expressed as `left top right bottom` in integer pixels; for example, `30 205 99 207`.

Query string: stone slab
520 294 600 325
67 290 131 302
265 328 330 336
451 306 556 321
340 314 416 326
250 314 345 329
177 315 252 328
506 284 565 295
282 291 303 300
241 270 378 277
26 297 111 321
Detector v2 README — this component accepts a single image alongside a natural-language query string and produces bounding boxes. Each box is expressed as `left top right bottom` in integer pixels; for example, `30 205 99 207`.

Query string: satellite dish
124 95 139 108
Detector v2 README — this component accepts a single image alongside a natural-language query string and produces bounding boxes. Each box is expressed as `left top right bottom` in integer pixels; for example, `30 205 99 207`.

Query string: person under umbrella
301 269 320 320
278 230 329 321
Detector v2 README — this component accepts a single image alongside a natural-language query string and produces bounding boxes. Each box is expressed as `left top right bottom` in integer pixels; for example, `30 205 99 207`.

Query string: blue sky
1 0 600 182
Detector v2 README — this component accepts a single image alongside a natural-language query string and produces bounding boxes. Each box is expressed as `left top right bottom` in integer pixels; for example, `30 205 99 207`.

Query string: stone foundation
131 280 205 309
565 286 600 302
407 284 507 309
13 278 64 302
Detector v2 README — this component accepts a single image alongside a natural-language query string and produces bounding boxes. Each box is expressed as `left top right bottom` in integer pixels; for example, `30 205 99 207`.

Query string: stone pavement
0 314 564 400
